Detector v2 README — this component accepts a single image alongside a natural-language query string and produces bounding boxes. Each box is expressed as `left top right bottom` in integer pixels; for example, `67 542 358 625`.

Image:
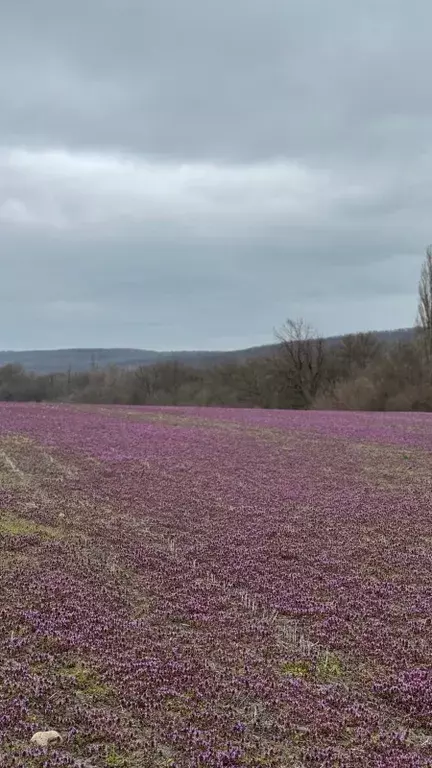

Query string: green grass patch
315 651 343 681
281 652 343 682
281 659 311 678
105 747 129 767
0 513 61 539
59 661 112 699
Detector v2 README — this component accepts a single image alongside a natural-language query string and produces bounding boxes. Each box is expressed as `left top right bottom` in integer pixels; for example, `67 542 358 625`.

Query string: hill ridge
0 328 415 374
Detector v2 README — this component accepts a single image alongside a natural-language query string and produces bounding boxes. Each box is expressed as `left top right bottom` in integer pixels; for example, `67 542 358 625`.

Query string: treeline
2 246 432 411
0 326 431 411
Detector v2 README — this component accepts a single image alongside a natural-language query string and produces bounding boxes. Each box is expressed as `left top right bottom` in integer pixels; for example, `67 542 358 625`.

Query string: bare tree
275 318 326 407
134 365 154 403
417 245 432 359
339 332 381 374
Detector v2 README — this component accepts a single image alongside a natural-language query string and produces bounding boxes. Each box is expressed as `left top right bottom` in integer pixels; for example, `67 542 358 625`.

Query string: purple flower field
0 403 431 767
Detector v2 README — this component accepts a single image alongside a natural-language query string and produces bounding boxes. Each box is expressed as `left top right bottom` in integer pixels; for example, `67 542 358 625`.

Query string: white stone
30 730 62 748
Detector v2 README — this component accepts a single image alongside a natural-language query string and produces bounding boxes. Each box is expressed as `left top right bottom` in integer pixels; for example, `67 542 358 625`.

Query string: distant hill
0 328 415 374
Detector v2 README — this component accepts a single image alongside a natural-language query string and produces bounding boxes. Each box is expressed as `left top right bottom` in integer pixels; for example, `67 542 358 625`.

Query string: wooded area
1 249 432 411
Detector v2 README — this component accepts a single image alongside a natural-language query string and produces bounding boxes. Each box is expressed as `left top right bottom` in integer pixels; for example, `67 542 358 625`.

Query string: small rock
30 730 62 748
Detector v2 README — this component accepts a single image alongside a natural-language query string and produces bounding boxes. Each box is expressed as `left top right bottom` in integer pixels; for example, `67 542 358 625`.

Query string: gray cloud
0 0 430 349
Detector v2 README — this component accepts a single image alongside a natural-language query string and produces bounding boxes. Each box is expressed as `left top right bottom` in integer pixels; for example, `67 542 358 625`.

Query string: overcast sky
0 0 431 350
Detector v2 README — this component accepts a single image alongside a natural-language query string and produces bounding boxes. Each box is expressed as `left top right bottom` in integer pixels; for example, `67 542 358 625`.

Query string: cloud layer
0 0 430 349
